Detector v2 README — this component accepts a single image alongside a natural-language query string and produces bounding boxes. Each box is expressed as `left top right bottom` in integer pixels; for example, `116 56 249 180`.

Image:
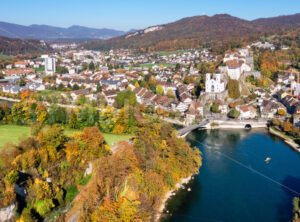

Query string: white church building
205 73 225 93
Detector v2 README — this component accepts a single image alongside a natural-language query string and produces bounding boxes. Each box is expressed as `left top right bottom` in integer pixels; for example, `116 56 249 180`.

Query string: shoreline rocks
154 175 193 222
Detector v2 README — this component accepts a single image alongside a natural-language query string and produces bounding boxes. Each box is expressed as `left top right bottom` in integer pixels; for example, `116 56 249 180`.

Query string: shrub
228 109 240 118
65 185 79 202
211 104 219 113
34 199 54 216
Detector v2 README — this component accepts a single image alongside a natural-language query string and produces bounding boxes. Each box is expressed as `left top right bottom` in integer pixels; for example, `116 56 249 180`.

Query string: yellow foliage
113 125 125 134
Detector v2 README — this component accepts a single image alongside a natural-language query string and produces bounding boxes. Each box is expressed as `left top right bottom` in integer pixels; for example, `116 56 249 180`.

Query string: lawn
65 129 132 146
157 50 188 56
0 125 132 149
0 54 12 60
139 63 175 69
34 67 45 72
0 125 31 150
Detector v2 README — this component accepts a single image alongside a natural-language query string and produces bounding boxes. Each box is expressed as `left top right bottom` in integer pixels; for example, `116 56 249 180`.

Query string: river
165 129 300 222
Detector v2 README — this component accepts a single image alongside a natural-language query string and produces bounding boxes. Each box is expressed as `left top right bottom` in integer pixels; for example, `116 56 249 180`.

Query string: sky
1 0 300 31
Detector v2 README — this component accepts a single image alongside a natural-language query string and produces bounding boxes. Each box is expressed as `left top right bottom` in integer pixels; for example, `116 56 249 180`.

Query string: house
185 101 204 125
2 85 25 94
5 64 12 69
176 102 188 113
27 82 45 91
102 90 118 106
70 89 95 101
254 88 266 97
236 105 257 119
2 68 35 78
260 100 280 119
225 59 251 80
214 100 227 114
14 61 29 68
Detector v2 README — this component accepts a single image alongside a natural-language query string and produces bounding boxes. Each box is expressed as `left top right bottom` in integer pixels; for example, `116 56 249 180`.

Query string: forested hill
84 13 300 52
0 35 51 55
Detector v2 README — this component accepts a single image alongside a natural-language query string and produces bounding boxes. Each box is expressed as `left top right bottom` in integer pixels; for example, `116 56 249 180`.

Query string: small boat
265 157 271 163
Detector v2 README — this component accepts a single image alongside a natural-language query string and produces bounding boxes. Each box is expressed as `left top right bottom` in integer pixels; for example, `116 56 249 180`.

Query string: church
204 73 227 100
205 73 225 93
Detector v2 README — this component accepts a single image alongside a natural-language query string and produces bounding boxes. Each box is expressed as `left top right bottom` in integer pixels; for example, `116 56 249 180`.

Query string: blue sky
2 0 300 31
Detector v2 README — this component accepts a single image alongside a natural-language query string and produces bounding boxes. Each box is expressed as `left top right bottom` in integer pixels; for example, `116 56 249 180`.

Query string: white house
236 105 257 119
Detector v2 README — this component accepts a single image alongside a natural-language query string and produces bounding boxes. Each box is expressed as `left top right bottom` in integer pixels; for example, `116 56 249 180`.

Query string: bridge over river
177 119 268 137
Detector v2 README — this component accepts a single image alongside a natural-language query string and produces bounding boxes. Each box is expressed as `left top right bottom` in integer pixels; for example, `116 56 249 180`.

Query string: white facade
42 55 56 75
205 73 225 93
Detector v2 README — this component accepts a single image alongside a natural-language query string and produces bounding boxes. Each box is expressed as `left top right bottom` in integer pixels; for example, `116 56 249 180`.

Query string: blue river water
166 129 300 222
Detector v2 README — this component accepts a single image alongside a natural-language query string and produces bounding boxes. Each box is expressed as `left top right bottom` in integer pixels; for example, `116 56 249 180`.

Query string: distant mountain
0 21 125 40
84 13 300 51
0 35 51 55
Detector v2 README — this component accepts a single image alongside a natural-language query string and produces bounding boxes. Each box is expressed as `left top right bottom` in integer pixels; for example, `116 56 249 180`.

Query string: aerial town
0 2 300 221
0 41 298 127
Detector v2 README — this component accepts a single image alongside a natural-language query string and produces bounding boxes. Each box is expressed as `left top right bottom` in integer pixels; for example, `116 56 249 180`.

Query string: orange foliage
21 89 31 100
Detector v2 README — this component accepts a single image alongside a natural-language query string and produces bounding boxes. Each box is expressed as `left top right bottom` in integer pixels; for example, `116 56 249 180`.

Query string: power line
187 136 300 196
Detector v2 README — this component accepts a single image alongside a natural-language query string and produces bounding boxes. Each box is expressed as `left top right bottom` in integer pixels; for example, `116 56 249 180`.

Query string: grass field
139 63 175 69
0 54 12 60
157 50 188 56
0 125 132 149
33 67 45 72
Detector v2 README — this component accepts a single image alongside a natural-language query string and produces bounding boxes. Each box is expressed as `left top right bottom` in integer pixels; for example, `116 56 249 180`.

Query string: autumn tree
156 85 164 95
21 90 31 100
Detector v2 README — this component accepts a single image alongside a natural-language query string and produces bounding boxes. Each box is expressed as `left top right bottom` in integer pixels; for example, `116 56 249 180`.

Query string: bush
211 104 219 113
34 199 54 216
4 170 18 185
228 109 240 118
65 185 79 202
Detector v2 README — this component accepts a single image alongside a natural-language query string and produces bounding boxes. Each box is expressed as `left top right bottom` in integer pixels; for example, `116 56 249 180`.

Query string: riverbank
269 127 300 154
154 175 193 222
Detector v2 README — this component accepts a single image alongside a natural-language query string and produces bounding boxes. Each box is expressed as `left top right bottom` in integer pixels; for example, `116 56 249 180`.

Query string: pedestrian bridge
177 119 268 137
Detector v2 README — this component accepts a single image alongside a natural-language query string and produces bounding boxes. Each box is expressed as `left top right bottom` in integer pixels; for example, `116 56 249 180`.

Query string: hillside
0 35 51 55
0 21 126 40
84 13 300 52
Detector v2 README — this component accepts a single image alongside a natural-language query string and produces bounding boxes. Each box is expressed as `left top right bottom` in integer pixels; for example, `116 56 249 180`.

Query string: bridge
177 119 268 137
177 120 210 137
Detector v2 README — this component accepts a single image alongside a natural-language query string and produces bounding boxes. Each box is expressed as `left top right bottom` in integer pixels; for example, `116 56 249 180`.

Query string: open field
33 67 45 72
0 54 12 60
139 63 175 68
0 125 132 149
157 50 188 56
0 125 31 149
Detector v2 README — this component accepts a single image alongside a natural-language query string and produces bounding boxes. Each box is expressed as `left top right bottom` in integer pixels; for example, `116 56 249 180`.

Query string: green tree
72 84 80 90
76 95 87 106
69 109 78 129
48 105 67 125
228 108 240 118
96 83 102 93
211 104 219 113
115 91 137 108
89 62 95 71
